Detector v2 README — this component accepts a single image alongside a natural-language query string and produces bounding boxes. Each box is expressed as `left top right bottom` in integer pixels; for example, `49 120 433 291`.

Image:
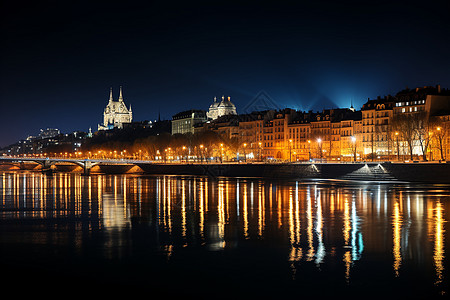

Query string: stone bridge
0 157 143 175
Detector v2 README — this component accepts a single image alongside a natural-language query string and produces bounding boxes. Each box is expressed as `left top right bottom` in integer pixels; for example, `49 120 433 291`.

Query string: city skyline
1 1 450 147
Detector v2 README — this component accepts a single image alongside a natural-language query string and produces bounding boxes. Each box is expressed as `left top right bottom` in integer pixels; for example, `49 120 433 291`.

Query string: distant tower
98 86 133 130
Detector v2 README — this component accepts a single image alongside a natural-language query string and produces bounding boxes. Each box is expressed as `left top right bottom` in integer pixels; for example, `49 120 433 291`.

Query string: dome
209 97 219 108
218 96 236 108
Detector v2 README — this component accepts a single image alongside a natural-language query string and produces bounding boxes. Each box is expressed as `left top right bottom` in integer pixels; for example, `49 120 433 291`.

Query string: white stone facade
98 87 133 130
207 96 237 120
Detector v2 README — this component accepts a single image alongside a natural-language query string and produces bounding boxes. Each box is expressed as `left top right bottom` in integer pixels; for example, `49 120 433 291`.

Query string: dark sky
1 0 449 147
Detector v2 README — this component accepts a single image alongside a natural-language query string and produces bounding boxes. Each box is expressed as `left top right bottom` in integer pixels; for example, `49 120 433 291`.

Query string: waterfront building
171 109 207 135
262 109 296 160
207 96 237 120
361 96 395 159
98 87 133 131
287 112 313 161
337 111 362 161
238 111 269 160
391 85 450 160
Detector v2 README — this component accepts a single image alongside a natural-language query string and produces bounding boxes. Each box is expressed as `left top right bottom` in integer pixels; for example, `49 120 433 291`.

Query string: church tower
98 86 133 130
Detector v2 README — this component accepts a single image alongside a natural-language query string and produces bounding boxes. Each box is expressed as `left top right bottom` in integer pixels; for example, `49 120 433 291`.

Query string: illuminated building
171 109 207 135
98 86 133 131
207 96 237 120
238 111 268 160
263 109 296 159
361 95 395 159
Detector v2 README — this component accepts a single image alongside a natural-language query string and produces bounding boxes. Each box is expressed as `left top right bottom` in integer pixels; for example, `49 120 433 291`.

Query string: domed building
207 96 237 120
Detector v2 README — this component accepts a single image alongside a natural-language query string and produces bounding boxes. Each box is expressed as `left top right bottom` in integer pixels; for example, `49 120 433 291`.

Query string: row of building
171 85 450 161
6 84 448 161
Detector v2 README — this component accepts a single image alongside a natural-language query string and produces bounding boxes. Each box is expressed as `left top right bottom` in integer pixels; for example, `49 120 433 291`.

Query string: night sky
1 0 449 147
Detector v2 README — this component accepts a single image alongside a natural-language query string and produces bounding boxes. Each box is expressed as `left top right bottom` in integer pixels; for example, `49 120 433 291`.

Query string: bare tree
414 111 433 161
433 118 447 160
392 113 417 160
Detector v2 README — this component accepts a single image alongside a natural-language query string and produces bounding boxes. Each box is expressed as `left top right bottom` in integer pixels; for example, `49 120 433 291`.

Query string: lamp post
258 142 262 162
308 140 311 161
351 136 356 162
395 132 399 161
317 138 322 159
428 132 433 161
289 139 293 162
243 143 247 162
436 127 444 160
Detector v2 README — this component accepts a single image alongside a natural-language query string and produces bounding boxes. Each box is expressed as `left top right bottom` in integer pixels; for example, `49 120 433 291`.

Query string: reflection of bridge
0 157 145 175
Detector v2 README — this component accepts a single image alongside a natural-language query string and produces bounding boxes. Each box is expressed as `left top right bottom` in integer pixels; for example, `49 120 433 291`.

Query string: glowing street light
243 143 247 162
307 140 311 161
395 132 400 161
289 139 293 162
351 136 356 161
317 138 323 159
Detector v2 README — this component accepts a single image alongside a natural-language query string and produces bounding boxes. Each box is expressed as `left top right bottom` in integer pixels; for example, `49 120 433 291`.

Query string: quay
1 157 450 183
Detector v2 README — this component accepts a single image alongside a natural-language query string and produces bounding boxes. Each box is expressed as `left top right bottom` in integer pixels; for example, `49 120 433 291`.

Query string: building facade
98 87 133 131
171 109 208 135
207 96 237 120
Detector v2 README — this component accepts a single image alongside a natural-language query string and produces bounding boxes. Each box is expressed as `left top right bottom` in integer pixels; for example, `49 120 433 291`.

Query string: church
207 96 237 120
98 87 133 130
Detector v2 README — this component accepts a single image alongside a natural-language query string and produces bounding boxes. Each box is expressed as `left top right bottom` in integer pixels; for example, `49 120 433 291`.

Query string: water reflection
0 172 448 295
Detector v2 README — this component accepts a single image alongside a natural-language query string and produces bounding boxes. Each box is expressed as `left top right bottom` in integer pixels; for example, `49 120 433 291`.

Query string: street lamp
200 144 204 162
351 136 356 162
289 139 293 162
317 138 322 159
243 143 247 162
395 132 399 161
308 140 311 161
436 127 444 160
258 142 262 162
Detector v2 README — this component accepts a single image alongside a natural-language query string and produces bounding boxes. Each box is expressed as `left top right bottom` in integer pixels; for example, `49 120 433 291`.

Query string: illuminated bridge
0 156 144 175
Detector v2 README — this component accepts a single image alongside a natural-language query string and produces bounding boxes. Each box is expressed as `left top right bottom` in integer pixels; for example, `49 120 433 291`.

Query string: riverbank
135 161 450 183
2 161 449 183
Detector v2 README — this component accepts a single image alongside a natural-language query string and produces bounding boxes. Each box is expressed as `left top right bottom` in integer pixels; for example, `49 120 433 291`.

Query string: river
0 172 448 299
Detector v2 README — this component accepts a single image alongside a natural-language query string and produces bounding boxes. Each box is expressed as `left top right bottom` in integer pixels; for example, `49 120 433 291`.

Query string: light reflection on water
0 171 448 297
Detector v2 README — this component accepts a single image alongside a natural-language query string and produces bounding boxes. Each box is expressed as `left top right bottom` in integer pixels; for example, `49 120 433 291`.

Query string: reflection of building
98 87 133 131
171 109 207 135
207 96 237 120
102 193 131 229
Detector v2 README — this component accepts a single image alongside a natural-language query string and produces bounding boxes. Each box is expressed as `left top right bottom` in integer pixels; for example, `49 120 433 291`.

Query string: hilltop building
98 87 133 130
171 109 207 135
207 96 237 120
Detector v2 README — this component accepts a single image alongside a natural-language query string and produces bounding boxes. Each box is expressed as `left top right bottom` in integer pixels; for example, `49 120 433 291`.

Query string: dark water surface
0 172 448 299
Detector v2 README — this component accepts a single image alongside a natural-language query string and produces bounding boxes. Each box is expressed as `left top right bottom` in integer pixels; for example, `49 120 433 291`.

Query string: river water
0 172 448 299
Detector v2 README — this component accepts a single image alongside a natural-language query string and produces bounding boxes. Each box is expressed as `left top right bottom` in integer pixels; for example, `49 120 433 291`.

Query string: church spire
118 86 124 102
109 87 113 102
